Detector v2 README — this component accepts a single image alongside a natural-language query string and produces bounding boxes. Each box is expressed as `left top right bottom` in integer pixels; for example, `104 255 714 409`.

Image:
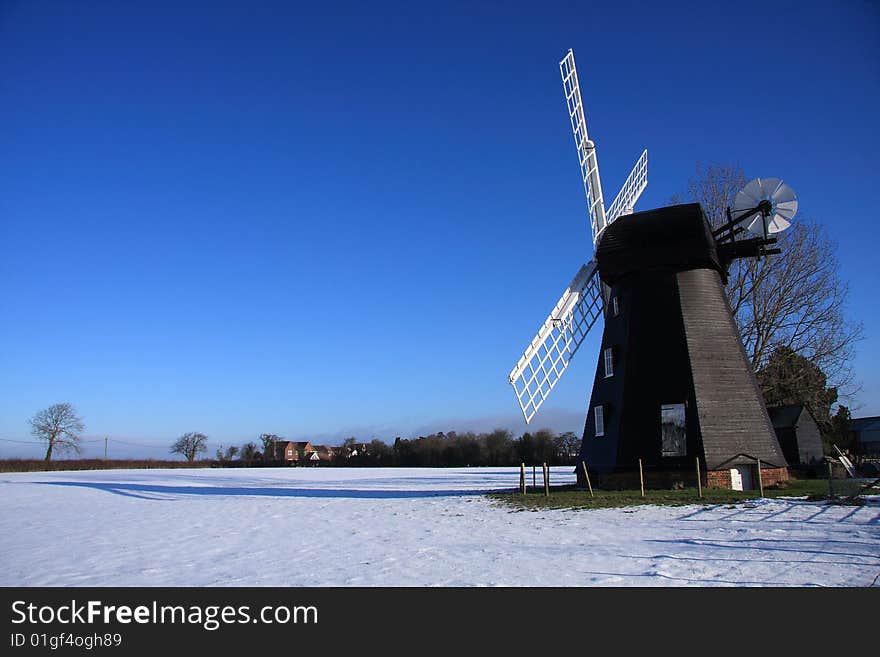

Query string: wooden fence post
756 458 764 498
827 460 834 499
533 465 536 489
520 463 526 495
638 458 645 497
543 462 549 497
696 457 702 499
581 461 594 499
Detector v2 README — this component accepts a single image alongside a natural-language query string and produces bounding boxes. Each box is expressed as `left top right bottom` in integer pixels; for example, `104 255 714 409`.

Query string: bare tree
171 432 208 462
680 163 863 396
259 433 281 461
239 441 260 464
215 445 239 462
29 403 85 462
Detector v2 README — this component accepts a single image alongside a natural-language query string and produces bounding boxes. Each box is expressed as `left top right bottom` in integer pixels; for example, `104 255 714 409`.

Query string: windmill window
594 405 605 437
603 347 614 378
612 296 619 317
660 403 687 457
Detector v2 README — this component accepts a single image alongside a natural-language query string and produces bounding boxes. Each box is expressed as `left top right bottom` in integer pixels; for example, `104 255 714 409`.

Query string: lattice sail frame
561 50 607 246
606 148 648 228
508 261 604 423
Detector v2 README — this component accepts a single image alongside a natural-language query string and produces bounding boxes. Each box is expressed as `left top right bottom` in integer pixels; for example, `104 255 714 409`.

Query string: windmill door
730 466 753 491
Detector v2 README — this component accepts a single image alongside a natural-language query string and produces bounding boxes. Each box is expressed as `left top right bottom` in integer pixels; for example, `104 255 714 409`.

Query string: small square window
594 405 605 437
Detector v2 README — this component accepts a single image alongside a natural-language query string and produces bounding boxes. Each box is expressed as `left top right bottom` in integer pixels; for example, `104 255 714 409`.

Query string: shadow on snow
31 480 500 501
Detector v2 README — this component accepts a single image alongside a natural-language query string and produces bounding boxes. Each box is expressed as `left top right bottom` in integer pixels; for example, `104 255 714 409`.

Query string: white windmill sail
507 48 649 423
560 49 607 246
509 260 604 423
605 148 648 226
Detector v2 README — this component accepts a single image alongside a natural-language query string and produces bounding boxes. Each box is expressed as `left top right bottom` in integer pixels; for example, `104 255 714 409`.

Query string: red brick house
270 440 316 465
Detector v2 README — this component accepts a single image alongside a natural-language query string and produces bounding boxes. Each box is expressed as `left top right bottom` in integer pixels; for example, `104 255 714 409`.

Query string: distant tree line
341 429 582 468
211 433 281 465
198 430 584 468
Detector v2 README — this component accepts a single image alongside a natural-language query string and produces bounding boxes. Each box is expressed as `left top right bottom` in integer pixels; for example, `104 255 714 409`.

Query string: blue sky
1 1 878 458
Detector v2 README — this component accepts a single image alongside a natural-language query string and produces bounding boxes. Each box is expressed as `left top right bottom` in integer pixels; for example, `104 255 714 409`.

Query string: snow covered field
1 467 878 587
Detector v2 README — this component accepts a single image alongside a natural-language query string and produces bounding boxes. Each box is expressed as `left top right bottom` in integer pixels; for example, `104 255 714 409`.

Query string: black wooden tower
576 202 788 486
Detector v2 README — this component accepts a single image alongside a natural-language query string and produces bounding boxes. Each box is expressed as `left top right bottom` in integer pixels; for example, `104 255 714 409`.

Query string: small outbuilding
849 416 880 456
767 405 825 466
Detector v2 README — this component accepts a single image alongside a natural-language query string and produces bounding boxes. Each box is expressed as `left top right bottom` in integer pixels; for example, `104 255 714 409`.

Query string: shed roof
714 453 783 468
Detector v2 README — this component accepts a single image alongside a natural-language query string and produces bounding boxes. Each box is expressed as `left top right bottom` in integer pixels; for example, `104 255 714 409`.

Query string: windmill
508 50 796 490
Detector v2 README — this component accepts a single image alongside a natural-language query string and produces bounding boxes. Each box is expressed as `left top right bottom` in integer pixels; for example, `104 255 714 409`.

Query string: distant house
270 440 317 465
342 443 368 459
767 405 824 466
850 416 880 456
314 445 336 464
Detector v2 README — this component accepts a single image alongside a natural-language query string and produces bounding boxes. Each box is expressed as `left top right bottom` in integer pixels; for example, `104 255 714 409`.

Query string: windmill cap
596 203 723 286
